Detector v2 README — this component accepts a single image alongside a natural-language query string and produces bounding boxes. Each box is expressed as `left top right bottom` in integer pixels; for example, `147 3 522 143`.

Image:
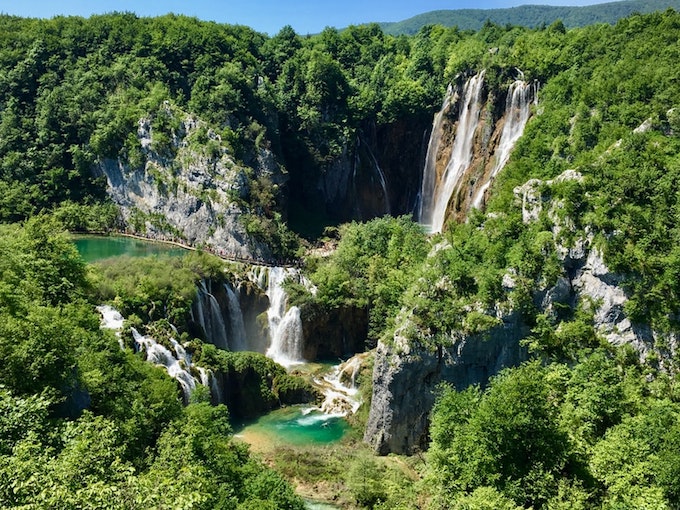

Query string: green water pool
235 407 349 447
72 235 188 262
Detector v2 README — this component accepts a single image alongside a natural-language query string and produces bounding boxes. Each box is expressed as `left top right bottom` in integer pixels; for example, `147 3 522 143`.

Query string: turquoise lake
72 235 188 262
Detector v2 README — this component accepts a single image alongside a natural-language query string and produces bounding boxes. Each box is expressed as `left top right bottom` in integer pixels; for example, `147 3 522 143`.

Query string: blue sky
1 1 614 34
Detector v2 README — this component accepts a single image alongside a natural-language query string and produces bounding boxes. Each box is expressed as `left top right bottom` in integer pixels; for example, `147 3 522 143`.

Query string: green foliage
589 401 679 509
305 216 428 344
0 219 304 508
197 345 314 419
52 200 122 232
346 453 388 507
3 9 680 509
429 362 573 508
90 253 211 326
429 351 680 509
0 386 52 456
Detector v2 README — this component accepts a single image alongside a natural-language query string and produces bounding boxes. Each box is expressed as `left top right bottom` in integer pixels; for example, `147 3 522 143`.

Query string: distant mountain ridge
378 0 680 34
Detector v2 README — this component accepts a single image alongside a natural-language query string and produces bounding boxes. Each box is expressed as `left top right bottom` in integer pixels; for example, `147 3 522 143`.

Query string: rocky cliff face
293 116 430 225
364 309 529 455
300 303 368 360
365 169 677 455
94 105 285 259
517 171 676 365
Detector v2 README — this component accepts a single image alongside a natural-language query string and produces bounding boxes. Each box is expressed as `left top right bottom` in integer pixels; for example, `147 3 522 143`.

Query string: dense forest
2 6 680 509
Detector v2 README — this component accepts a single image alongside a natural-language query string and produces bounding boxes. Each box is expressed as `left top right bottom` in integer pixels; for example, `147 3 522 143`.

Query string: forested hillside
2 7 680 509
378 0 680 34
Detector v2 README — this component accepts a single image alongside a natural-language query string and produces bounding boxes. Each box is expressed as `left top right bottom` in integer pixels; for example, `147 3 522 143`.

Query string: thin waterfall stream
471 77 538 209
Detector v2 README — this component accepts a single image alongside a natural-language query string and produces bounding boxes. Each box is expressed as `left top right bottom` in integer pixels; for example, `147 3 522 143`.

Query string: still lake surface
72 235 188 262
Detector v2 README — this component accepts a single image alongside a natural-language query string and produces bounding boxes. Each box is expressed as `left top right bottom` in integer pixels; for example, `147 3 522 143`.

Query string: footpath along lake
72 234 188 262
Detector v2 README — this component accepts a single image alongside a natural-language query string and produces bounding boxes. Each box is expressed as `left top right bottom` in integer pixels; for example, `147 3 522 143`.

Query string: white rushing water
224 283 247 351
194 280 229 351
418 83 454 225
471 78 538 209
424 71 486 233
311 355 364 416
97 305 212 402
264 267 304 368
97 305 126 349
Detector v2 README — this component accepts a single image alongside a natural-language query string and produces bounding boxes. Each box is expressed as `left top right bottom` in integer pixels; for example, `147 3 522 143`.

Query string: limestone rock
95 109 284 260
572 248 652 356
364 311 528 455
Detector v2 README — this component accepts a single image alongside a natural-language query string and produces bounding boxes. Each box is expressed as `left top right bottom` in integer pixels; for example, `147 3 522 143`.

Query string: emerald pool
72 235 188 262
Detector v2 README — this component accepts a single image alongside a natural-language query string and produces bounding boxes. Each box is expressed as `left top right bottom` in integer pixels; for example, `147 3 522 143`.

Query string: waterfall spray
264 267 304 367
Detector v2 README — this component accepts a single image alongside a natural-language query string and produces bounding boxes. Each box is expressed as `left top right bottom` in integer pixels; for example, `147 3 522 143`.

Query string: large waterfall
264 267 304 368
418 71 537 232
418 84 454 225
471 77 538 209
189 266 309 367
421 71 486 233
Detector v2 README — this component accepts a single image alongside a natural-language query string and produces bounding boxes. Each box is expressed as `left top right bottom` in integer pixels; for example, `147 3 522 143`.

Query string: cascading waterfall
418 83 454 224
316 355 364 415
97 306 212 402
132 329 199 400
194 280 229 351
422 72 486 233
263 266 304 368
471 77 538 209
224 283 247 351
97 305 125 349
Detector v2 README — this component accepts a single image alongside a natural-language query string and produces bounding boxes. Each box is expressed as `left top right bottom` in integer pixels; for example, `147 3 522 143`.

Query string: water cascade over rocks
418 70 537 231
471 76 538 209
316 355 365 416
421 71 486 233
97 305 211 402
131 328 209 402
263 267 305 368
224 282 247 351
97 305 125 350
193 280 229 350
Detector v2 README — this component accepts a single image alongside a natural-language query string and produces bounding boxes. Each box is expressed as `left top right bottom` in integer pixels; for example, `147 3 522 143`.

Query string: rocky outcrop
364 310 529 455
290 116 431 225
94 105 284 260
516 170 663 362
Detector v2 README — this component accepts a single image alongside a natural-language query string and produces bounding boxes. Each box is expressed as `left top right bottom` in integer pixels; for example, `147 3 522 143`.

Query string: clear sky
0 1 615 35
